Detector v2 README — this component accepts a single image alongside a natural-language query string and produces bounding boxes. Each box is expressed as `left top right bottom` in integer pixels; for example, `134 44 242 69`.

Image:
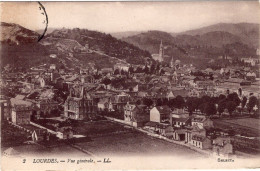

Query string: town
1 39 259 158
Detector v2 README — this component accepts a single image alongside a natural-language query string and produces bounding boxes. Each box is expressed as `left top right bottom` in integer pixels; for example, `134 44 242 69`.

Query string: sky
1 1 259 33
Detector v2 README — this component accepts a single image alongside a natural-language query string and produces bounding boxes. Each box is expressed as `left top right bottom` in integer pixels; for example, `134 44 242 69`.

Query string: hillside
177 23 259 48
0 22 152 70
0 22 39 44
44 28 151 64
122 23 258 61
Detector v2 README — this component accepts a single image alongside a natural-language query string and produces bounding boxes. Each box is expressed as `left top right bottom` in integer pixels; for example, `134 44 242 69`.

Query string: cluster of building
0 42 259 155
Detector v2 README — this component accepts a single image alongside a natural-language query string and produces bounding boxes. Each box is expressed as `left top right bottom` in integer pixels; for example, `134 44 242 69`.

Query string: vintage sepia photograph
0 1 260 170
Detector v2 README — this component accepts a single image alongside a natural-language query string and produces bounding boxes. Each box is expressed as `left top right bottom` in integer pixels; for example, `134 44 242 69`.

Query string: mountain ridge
0 22 152 70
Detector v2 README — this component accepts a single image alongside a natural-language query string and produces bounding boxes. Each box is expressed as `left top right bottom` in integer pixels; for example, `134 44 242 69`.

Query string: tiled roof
172 117 190 123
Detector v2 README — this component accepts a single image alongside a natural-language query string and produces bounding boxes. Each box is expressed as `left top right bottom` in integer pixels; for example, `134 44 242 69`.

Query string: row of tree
135 93 259 117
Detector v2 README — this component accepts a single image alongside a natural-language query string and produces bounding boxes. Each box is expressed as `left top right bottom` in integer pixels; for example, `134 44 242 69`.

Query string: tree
247 96 258 114
210 96 219 104
162 98 169 106
204 103 217 116
218 94 226 103
120 69 125 75
136 99 141 105
199 103 206 114
218 100 226 116
227 92 240 106
150 64 155 74
143 98 153 107
185 97 200 116
114 69 120 75
168 98 175 108
201 95 211 104
102 78 111 89
156 99 163 106
175 95 185 109
241 96 247 109
226 101 237 116
135 67 143 73
185 97 194 115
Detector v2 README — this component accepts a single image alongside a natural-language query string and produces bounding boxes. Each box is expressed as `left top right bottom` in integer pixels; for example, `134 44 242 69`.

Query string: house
191 116 214 128
80 75 95 84
150 106 171 124
97 98 109 112
143 121 173 136
64 86 97 120
172 129 186 141
33 99 59 117
11 105 32 125
101 68 113 75
124 104 150 127
158 124 174 137
108 93 130 112
143 121 159 133
246 71 256 81
172 89 189 98
59 128 74 139
171 108 190 128
185 125 207 143
56 128 74 139
190 135 212 150
114 63 129 71
172 117 191 128
166 90 175 99
212 137 233 156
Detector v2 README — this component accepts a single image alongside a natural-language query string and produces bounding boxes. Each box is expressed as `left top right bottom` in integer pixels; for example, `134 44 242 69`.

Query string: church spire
159 40 164 62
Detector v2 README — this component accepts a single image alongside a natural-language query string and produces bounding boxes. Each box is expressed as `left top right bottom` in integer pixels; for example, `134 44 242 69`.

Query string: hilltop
0 22 39 44
0 22 152 70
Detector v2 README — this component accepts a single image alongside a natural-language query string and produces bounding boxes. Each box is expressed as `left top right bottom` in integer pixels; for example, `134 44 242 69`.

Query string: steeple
159 40 164 62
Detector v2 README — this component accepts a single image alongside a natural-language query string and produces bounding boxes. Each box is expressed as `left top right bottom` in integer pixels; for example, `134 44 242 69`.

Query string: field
1 122 31 147
72 120 131 137
223 118 260 131
76 131 204 158
213 118 260 137
1 120 204 158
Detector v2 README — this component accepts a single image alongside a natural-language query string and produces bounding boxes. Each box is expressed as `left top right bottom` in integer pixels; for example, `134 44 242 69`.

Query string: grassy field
1 120 205 158
76 131 204 158
213 118 260 137
72 120 131 137
223 118 260 131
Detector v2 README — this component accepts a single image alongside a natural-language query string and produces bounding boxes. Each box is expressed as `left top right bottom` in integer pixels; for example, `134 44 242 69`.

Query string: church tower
158 40 164 62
